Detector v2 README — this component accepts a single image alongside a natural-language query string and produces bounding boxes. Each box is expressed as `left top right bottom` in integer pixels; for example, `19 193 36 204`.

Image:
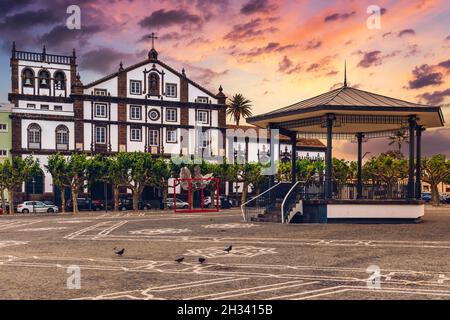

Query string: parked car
118 197 161 210
16 201 59 213
167 198 189 209
66 198 104 211
421 193 431 202
204 196 233 209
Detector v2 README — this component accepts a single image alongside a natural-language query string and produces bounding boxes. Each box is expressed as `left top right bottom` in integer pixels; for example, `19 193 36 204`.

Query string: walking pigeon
175 256 185 263
224 245 232 253
114 247 125 256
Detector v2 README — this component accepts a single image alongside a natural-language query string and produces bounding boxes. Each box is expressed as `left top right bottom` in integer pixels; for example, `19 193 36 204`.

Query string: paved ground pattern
0 208 449 300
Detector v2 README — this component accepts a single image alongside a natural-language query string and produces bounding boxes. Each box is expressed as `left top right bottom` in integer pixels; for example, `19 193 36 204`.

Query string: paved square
0 208 449 300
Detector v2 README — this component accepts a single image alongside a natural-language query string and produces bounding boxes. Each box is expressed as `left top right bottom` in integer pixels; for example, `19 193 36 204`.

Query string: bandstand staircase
241 181 324 224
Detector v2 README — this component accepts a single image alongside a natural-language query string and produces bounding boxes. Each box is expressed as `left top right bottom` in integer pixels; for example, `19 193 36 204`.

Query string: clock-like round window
148 109 160 121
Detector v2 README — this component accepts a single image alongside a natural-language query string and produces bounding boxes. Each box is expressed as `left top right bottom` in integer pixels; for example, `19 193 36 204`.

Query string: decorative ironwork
257 145 270 164
277 114 410 134
233 144 246 163
280 145 291 163
296 129 410 140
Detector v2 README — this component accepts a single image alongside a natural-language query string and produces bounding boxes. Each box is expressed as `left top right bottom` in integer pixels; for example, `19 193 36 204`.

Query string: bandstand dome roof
247 85 444 139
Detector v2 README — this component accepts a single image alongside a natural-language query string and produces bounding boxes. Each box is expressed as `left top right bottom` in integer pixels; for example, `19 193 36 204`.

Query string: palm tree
226 94 253 126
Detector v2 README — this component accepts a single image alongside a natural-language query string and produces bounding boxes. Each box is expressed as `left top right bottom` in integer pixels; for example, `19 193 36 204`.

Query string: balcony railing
14 51 75 65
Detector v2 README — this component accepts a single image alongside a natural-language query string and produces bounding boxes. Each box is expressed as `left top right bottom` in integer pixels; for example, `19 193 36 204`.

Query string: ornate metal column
268 124 275 190
325 114 335 199
356 133 364 199
415 125 424 199
291 135 297 184
408 116 416 199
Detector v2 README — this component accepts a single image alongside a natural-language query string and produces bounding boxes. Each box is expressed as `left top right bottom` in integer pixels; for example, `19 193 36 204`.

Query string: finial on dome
182 68 186 76
119 61 124 71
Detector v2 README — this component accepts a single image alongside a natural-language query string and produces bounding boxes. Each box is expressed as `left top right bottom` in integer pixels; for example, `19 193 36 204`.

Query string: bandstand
243 81 444 223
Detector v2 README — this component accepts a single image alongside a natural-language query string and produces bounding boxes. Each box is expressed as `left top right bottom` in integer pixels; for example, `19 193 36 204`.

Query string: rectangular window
0 124 7 132
54 105 63 111
95 127 106 144
130 80 142 95
197 110 209 124
197 96 208 104
148 130 159 146
41 104 49 110
27 104 36 109
165 83 177 98
198 131 209 149
95 103 107 118
94 89 107 96
166 129 177 143
166 108 177 122
130 128 142 141
0 150 7 157
130 105 142 120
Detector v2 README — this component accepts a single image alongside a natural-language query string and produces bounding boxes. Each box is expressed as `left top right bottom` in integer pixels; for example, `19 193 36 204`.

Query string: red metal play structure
173 178 220 213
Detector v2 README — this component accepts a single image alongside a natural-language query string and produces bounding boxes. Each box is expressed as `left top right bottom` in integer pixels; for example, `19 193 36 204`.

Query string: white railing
240 182 283 221
281 181 300 223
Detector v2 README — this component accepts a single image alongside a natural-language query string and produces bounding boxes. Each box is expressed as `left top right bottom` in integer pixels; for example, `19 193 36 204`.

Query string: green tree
332 158 350 186
66 153 88 214
118 152 155 211
45 154 70 213
0 161 9 214
0 156 40 215
86 154 110 211
226 94 252 126
422 154 450 206
236 162 263 205
106 154 130 211
153 158 172 210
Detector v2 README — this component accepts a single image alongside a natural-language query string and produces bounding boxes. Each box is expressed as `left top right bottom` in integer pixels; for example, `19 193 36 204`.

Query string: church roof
84 53 220 99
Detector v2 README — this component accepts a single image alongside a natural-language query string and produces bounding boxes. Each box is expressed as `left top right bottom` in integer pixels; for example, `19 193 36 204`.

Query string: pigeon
175 256 184 263
114 247 125 256
198 257 206 264
224 245 232 253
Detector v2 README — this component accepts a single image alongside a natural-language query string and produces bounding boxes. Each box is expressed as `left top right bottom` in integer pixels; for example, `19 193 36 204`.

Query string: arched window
27 123 41 149
148 73 160 96
22 68 34 87
55 125 69 151
54 71 66 90
38 70 50 89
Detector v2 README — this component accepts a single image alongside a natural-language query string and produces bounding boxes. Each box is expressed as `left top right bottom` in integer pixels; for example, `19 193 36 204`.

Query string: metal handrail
281 181 300 223
240 182 283 220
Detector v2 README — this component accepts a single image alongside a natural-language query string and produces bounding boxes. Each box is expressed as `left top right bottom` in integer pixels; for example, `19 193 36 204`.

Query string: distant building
0 102 12 201
0 102 12 162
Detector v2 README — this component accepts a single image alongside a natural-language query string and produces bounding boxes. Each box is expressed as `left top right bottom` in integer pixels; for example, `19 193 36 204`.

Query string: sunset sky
0 0 449 159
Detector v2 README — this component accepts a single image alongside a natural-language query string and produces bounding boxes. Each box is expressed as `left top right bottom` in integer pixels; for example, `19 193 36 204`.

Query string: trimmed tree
0 161 9 214
1 156 40 215
153 158 172 210
66 153 88 214
45 153 70 213
422 154 450 206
